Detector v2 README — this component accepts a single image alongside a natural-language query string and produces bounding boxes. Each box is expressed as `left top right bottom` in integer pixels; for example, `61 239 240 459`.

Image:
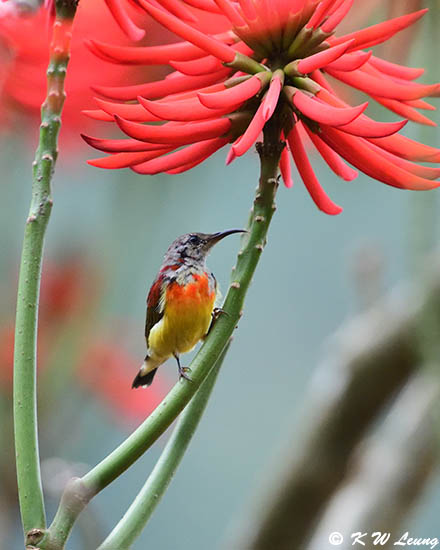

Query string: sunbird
132 230 245 388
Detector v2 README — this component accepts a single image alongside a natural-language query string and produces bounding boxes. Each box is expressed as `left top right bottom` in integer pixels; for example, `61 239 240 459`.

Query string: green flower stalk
13 1 78 544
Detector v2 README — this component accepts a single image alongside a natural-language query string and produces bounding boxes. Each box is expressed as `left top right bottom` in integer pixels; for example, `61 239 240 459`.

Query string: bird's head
164 229 246 266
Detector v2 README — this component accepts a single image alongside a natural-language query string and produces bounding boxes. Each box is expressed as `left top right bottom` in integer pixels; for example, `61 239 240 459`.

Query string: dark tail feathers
132 367 157 388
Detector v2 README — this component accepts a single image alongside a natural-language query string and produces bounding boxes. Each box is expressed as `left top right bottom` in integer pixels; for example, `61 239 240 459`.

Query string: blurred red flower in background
0 0 158 141
0 257 168 424
83 0 440 215
78 343 167 425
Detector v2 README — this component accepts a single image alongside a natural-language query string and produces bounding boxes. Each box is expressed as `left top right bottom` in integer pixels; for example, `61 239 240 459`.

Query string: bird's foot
178 365 193 382
212 307 229 321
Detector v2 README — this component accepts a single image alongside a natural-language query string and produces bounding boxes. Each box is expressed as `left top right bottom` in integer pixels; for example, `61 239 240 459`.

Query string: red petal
330 9 428 51
115 116 232 143
325 50 371 72
82 109 114 122
292 89 367 127
279 145 293 188
87 149 173 169
93 69 231 101
327 66 439 101
368 135 440 163
183 0 222 13
198 73 266 109
225 147 236 165
212 0 245 26
404 99 436 111
93 98 161 122
304 126 357 181
138 0 236 62
335 116 407 138
262 72 283 120
320 0 354 33
317 88 408 138
81 134 169 153
297 39 354 74
364 141 440 180
368 56 424 81
306 0 336 29
287 124 343 215
372 96 436 127
166 160 204 174
157 0 198 22
320 127 440 190
232 102 265 157
103 0 145 41
138 95 232 121
170 55 223 75
86 38 206 65
132 137 228 174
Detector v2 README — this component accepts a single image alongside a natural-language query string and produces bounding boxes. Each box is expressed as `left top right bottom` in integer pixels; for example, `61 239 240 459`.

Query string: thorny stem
97 346 228 550
39 118 284 550
13 3 77 546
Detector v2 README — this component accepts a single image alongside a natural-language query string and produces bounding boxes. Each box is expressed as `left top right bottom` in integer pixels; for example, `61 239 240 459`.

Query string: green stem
13 5 77 546
98 346 227 550
39 121 284 550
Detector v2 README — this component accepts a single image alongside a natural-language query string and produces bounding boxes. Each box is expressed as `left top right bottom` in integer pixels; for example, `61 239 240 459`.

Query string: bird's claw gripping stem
174 354 193 382
179 366 193 382
212 307 229 320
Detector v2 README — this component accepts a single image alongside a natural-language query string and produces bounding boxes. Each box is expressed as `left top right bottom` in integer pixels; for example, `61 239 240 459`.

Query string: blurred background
0 1 440 549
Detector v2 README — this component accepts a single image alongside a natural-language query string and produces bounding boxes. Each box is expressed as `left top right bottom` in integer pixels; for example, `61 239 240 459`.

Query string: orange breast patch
166 274 215 307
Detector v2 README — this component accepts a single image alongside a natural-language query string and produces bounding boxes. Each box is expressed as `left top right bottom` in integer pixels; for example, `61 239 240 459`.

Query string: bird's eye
188 235 200 244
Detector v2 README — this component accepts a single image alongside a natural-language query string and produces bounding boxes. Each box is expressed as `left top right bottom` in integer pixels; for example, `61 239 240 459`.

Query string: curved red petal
327 66 439 101
368 56 424 81
198 74 265 109
292 90 367 127
304 126 357 181
170 55 224 76
279 145 293 188
297 40 354 74
81 134 169 153
368 135 440 163
138 95 232 121
93 69 231 101
86 38 206 65
330 9 428 51
262 72 283 120
132 137 228 174
321 0 354 33
232 102 265 157
94 98 162 122
115 115 231 143
325 50 371 72
287 124 343 215
373 96 436 127
320 127 440 190
103 0 145 41
138 0 236 62
87 148 173 169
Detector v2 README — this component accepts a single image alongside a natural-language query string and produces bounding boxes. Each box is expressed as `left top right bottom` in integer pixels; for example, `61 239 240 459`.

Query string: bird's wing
145 274 166 344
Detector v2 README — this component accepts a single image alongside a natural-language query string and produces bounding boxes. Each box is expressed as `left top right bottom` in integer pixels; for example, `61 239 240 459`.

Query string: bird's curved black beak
206 229 247 246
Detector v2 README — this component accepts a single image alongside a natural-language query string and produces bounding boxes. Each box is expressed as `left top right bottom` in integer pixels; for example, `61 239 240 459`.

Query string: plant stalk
13 4 77 545
97 346 228 550
39 122 284 550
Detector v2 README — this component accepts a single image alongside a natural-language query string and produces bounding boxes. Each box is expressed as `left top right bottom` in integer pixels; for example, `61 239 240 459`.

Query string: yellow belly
148 277 215 360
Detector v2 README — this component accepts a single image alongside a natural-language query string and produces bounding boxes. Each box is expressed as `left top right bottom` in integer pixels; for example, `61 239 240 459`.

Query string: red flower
0 0 154 141
78 342 169 425
83 0 440 215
